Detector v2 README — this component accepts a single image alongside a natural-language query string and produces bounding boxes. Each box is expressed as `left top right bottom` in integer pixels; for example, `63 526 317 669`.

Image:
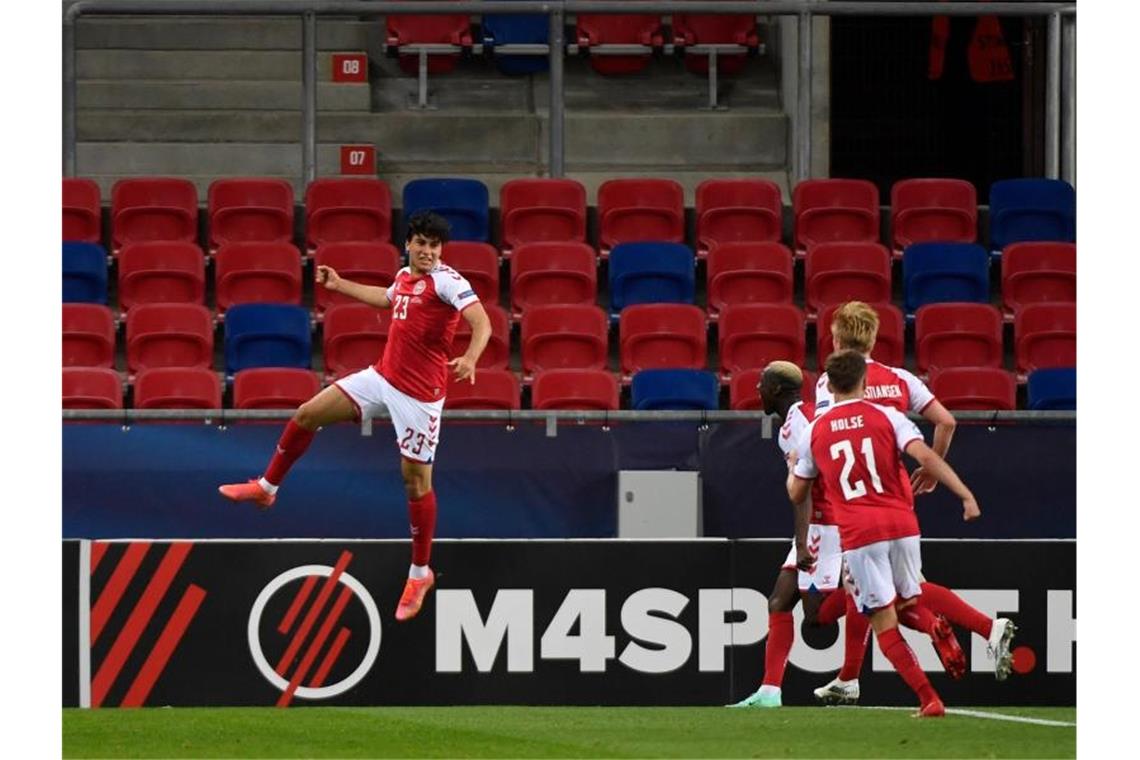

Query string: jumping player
790 351 984 717
219 211 492 623
811 302 1016 703
729 361 854 708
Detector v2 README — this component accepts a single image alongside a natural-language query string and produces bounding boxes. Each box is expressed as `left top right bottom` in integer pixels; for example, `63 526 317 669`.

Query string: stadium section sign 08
62 540 1075 708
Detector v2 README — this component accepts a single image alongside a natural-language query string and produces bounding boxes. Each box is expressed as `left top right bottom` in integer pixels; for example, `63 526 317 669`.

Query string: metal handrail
63 1 1076 184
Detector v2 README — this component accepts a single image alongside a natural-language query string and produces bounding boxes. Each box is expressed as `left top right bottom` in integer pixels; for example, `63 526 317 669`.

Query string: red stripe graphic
91 542 151 645
274 550 353 677
278 575 318 635
90 541 109 574
310 627 351 688
119 584 206 708
91 542 193 708
278 585 354 707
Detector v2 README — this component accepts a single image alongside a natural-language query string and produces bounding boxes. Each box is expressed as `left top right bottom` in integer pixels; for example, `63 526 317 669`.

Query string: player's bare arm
785 473 815 571
904 439 980 521
911 400 956 495
448 303 492 384
316 265 392 309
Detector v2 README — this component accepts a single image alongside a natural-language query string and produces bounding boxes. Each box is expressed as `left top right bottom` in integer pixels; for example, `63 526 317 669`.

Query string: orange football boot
395 569 435 622
218 479 276 509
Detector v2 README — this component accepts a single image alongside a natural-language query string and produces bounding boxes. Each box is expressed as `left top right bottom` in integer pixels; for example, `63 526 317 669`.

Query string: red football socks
816 590 846 626
839 594 871 681
408 490 438 567
877 626 938 706
920 582 993 639
762 611 795 687
264 420 316 486
898 601 941 636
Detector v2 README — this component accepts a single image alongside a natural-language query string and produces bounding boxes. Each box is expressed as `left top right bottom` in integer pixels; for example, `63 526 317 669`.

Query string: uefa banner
62 539 1075 708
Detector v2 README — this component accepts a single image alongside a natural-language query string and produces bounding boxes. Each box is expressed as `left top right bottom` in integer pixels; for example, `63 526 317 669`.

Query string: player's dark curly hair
405 211 451 245
824 350 867 394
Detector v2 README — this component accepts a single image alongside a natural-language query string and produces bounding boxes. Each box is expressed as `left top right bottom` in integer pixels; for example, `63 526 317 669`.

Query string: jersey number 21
829 437 885 501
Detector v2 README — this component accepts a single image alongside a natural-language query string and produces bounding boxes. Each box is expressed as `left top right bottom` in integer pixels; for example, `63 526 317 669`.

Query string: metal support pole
796 11 812 183
549 8 566 177
63 17 77 176
302 10 317 185
1060 14 1075 186
1044 11 1061 180
417 49 430 108
708 49 719 110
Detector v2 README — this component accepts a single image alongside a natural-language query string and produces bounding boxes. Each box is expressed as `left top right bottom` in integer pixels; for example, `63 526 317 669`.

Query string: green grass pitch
62 705 1075 758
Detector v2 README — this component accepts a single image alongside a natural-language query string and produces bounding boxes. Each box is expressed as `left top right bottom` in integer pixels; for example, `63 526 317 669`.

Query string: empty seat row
64 300 1076 382
63 364 1075 412
65 238 1076 324
64 176 1075 258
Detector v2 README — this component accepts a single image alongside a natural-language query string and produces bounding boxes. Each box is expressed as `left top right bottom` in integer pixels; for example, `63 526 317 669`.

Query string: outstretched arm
316 265 391 309
905 439 979 521
786 457 815 571
911 399 957 494
448 303 491 384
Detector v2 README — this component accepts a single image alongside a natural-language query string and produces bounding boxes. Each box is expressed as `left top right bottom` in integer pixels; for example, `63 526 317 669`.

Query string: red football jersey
778 401 835 525
815 359 935 416
793 399 924 550
375 264 480 402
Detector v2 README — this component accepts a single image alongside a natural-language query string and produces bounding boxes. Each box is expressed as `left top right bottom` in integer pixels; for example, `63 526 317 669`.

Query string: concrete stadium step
78 80 369 111
74 16 374 51
77 50 340 80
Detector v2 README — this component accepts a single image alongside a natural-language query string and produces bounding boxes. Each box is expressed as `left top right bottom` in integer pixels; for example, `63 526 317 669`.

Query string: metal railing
63 1 1076 185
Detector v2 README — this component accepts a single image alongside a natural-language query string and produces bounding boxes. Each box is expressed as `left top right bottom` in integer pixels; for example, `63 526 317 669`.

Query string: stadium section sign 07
62 540 1075 708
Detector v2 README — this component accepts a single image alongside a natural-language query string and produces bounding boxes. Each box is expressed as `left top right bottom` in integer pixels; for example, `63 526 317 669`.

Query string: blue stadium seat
224 304 312 374
1027 367 1076 411
609 242 696 313
482 5 549 75
63 242 108 303
902 242 990 313
989 178 1076 252
402 178 490 242
631 369 719 411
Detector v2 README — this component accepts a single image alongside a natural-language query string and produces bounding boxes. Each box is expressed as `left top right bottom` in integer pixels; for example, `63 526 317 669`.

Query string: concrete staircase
75 14 791 204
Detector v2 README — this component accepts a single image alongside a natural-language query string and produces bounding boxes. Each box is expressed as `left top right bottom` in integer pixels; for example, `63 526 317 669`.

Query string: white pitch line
844 705 1075 727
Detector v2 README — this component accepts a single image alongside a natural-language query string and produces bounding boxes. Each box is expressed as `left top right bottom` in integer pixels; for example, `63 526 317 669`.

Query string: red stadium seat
313 242 401 316
695 179 783 257
793 178 880 252
63 304 116 369
126 303 214 373
117 241 205 314
1015 302 1076 374
521 304 609 376
890 178 977 253
304 178 392 251
532 369 620 411
214 242 303 313
442 241 500 306
928 367 1017 411
672 11 760 75
620 304 708 377
322 303 392 380
63 367 123 410
111 178 198 253
445 369 520 410
233 368 321 410
500 179 587 253
817 302 905 368
597 178 685 256
576 14 664 75
804 242 892 316
510 242 598 317
706 242 794 318
1001 242 1076 315
453 303 510 370
915 303 1004 374
719 303 805 380
133 367 221 410
63 178 102 243
208 178 294 252
385 5 473 75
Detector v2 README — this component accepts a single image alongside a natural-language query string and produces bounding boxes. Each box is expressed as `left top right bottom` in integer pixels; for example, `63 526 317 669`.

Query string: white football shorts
781 523 843 592
842 535 923 614
333 367 445 464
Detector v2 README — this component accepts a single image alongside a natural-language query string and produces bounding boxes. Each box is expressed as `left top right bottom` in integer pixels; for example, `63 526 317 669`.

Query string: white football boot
813 677 860 705
988 618 1017 681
